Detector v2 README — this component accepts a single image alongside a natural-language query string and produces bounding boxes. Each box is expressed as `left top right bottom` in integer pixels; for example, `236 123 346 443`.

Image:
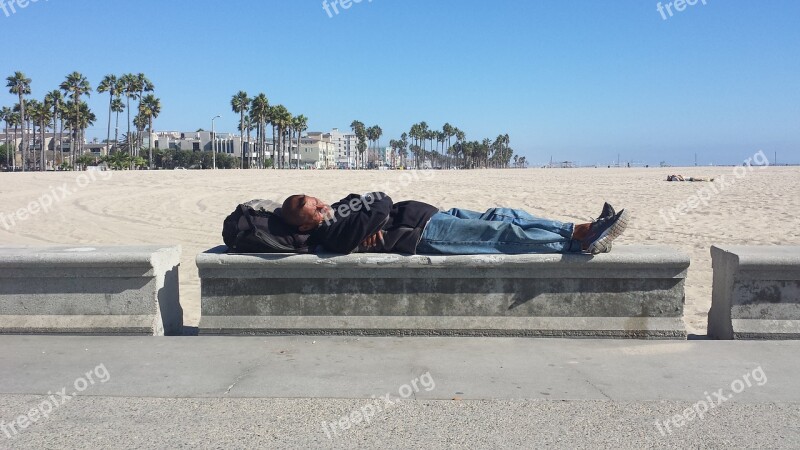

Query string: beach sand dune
1 167 797 335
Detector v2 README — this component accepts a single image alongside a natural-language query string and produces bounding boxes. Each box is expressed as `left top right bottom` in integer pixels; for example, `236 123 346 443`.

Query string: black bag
222 200 311 253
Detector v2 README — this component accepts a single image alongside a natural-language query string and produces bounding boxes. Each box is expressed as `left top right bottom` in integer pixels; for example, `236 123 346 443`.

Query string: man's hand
361 230 384 249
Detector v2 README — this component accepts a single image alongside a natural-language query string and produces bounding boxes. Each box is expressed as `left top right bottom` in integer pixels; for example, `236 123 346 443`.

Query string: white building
307 128 359 168
299 138 336 169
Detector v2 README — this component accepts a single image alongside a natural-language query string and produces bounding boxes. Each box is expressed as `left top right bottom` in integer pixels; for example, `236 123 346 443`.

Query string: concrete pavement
1 336 799 448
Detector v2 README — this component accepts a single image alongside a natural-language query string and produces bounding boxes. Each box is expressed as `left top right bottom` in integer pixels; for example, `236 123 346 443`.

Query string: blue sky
2 0 799 165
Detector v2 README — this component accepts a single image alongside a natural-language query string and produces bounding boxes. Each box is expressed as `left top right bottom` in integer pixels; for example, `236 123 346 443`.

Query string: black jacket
309 192 439 254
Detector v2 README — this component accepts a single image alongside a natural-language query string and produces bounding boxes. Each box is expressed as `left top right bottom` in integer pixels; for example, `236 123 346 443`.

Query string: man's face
294 195 333 231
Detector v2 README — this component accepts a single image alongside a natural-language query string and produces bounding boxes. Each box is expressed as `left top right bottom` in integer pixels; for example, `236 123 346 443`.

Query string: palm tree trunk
12 124 17 171
57 116 62 168
148 117 153 169
114 109 120 154
75 103 80 162
21 118 26 171
4 121 8 168
246 124 251 170
40 119 45 171
239 111 244 170
25 119 36 170
271 125 276 169
126 96 131 154
52 107 57 169
18 94 25 172
106 95 112 157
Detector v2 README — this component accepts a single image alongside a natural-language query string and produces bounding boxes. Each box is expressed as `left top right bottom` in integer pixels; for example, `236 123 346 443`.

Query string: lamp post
211 115 221 169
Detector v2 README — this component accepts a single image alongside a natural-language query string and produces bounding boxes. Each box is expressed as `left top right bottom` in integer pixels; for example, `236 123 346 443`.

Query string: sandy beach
1 166 797 335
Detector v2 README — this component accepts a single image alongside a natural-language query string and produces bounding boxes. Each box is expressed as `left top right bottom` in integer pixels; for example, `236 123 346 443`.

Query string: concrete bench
708 245 800 340
0 245 182 336
198 245 689 338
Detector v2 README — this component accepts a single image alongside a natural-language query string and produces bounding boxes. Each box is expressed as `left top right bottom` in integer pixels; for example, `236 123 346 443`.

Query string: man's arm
322 192 392 253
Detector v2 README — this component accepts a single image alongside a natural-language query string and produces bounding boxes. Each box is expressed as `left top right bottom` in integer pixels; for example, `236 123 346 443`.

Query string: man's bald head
281 194 332 232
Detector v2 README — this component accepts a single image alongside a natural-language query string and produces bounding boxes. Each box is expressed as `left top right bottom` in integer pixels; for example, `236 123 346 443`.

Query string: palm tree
269 106 281 169
139 94 161 168
97 75 120 155
365 126 376 165
135 74 154 150
0 107 10 168
408 124 419 168
6 72 31 171
293 114 308 169
231 91 250 169
111 97 125 153
418 122 429 168
63 101 95 169
400 132 408 168
57 101 69 167
389 139 399 168
45 90 63 168
247 110 258 169
32 100 53 170
120 74 139 156
365 125 382 167
243 114 254 168
77 102 97 167
250 94 269 169
26 99 40 169
271 105 291 169
60 72 92 160
350 120 366 169
455 128 466 168
8 111 20 170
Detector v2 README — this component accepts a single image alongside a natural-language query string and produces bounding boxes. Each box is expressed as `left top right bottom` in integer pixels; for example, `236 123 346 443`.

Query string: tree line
3 71 528 172
230 91 307 169
350 120 526 169
3 71 160 171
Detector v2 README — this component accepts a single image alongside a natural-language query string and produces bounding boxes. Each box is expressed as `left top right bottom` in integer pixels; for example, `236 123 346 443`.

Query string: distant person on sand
279 193 629 255
666 175 714 182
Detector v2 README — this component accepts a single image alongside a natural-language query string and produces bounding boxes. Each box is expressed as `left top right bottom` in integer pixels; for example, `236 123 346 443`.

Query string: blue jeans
417 208 582 255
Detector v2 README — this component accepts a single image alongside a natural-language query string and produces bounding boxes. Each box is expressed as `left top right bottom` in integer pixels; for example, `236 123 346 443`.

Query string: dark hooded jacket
308 192 439 254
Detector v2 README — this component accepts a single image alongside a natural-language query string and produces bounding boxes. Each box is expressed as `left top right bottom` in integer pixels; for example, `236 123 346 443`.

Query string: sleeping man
279 192 629 255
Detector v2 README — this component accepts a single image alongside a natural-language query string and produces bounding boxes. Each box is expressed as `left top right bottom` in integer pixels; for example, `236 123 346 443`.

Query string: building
307 128 360 168
299 137 336 169
0 131 109 170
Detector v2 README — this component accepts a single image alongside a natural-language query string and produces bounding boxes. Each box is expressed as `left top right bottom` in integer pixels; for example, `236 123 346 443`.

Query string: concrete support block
0 246 182 336
708 245 800 339
199 245 689 338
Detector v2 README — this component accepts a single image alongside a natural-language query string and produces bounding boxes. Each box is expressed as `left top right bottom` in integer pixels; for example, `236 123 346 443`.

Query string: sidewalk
1 336 799 448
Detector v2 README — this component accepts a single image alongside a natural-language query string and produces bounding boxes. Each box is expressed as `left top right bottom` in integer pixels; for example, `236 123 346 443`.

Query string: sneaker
597 202 616 221
583 209 630 254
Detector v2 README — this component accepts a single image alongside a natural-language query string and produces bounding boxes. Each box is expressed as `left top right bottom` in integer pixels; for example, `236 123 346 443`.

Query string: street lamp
211 115 221 169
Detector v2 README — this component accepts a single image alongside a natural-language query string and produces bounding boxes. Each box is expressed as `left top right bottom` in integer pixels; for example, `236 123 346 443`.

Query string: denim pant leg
418 208 582 255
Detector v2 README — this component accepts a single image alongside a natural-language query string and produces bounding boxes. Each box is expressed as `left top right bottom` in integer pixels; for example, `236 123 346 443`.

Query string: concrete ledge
0 245 183 336
199 245 689 338
200 316 688 338
708 245 800 339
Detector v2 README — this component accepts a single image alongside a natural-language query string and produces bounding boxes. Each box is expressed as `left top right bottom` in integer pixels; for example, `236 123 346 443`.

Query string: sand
1 166 797 335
